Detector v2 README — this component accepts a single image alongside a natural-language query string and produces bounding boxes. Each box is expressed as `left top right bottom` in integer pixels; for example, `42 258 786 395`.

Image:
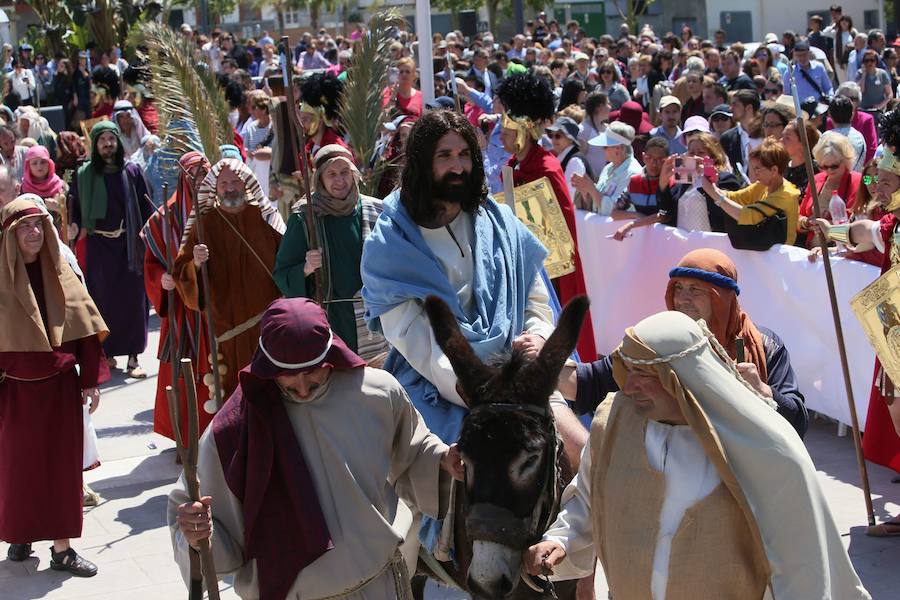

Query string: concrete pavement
1 315 899 599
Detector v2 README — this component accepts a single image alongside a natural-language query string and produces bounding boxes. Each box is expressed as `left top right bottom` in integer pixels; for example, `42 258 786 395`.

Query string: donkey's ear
424 295 492 406
521 296 590 402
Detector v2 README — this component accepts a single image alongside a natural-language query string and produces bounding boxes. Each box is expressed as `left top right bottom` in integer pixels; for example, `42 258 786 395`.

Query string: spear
280 36 323 304
167 358 221 600
787 63 874 526
181 163 225 415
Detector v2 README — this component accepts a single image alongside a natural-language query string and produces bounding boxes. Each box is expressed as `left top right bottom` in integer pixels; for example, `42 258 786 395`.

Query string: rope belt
93 220 126 239
215 311 265 344
0 369 63 384
311 551 412 600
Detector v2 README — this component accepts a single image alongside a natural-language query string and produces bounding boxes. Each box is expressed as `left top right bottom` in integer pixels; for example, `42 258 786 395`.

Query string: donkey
413 294 591 600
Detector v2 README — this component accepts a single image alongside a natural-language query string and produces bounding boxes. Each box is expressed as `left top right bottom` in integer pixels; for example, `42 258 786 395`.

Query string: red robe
142 193 213 442
508 144 598 360
137 100 160 134
863 214 900 472
0 262 108 543
92 101 114 120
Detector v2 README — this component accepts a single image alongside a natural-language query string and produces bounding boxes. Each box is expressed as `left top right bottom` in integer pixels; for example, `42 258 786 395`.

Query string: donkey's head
425 295 589 599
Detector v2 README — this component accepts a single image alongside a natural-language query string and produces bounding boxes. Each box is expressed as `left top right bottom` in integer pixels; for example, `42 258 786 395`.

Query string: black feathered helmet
496 72 556 154
299 72 343 136
878 108 900 158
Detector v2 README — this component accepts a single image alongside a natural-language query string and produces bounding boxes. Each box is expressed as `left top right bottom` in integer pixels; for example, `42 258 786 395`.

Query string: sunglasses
819 163 843 171
863 174 879 185
711 115 731 122
863 59 877 64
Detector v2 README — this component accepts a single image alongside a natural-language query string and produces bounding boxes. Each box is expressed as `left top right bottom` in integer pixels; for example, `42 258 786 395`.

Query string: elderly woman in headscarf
15 105 56 159
0 196 108 575
273 144 385 358
21 145 70 240
559 248 808 437
112 100 150 157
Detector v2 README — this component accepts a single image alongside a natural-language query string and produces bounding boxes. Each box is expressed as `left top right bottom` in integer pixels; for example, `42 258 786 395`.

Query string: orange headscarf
664 248 768 383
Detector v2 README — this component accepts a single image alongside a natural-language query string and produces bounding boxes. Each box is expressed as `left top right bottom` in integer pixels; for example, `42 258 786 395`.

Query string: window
864 10 879 31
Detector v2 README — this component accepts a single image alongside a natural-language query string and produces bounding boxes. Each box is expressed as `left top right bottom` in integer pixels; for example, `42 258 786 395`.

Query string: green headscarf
77 121 123 233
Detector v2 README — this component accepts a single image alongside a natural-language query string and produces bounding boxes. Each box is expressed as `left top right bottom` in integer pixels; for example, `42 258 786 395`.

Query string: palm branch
132 21 232 163
338 9 406 196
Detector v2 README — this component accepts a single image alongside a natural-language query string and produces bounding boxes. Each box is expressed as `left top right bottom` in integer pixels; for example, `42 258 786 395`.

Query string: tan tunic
168 367 449 599
173 205 283 398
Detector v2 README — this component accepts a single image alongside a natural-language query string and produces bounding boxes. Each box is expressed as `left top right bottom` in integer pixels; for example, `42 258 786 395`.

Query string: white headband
258 329 334 369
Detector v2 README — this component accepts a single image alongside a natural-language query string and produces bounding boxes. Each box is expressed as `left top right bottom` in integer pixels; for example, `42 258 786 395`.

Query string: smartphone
735 338 746 363
673 155 699 185
702 156 719 184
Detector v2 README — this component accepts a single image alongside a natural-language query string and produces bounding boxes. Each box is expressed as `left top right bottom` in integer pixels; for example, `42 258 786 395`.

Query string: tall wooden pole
183 165 224 415
160 184 179 394
281 36 323 304
788 64 875 526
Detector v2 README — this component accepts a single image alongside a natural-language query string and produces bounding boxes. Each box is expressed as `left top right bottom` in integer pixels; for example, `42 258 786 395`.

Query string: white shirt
543 419 721 599
593 156 643 215
380 210 558 408
676 186 713 232
10 68 35 101
556 145 586 204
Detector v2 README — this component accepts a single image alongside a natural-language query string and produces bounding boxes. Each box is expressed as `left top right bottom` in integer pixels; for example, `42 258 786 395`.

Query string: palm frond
133 21 232 163
338 9 407 196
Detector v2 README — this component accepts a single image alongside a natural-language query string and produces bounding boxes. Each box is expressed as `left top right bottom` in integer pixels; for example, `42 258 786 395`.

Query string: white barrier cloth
575 212 880 428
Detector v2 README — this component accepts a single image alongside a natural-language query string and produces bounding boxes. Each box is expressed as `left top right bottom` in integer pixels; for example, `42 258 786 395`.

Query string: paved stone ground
2 316 899 599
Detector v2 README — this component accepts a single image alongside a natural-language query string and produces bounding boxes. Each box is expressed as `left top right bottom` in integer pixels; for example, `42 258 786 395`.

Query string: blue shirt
784 62 833 102
649 125 687 155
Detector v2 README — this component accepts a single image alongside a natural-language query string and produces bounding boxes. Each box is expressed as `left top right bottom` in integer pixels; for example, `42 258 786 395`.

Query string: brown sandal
126 357 147 379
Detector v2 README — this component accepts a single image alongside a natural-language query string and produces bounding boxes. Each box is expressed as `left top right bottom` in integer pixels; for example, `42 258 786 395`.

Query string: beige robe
168 367 449 599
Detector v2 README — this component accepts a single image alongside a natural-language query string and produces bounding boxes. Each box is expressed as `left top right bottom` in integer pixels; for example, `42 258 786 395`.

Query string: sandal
50 547 98 577
7 543 32 561
126 356 147 379
865 520 900 537
83 483 101 507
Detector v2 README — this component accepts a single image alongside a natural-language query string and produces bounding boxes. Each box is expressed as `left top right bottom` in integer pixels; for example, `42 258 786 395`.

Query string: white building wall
706 0 882 43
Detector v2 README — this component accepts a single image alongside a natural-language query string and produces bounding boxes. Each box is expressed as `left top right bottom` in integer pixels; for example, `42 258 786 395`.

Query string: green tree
432 0 482 30
609 0 657 34
16 0 73 57
484 0 509 36
251 0 306 35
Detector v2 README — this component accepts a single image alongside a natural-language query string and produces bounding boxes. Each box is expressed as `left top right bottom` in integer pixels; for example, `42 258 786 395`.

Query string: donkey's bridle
463 402 562 546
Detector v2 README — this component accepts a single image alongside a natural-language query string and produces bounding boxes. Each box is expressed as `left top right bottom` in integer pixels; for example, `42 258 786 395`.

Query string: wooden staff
160 184 180 393
787 64 875 526
281 36 323 304
166 358 221 600
184 165 225 415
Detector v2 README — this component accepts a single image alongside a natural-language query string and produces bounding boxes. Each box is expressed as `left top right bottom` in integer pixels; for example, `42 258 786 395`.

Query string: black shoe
7 543 32 561
49 547 98 577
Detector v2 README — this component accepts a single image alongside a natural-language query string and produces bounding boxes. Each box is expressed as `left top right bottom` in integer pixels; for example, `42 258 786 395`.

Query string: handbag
726 200 788 251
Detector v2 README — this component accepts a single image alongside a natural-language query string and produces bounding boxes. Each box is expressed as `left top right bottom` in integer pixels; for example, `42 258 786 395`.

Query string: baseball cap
793 40 811 52
709 104 733 119
546 117 580 142
679 116 711 142
659 95 682 110
425 96 456 110
801 96 829 117
764 33 779 45
573 51 590 62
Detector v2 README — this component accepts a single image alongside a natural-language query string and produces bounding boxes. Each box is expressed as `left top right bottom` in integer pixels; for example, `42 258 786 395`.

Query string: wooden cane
185 171 225 415
281 36 323 304
160 184 181 395
787 64 875 526
174 357 222 599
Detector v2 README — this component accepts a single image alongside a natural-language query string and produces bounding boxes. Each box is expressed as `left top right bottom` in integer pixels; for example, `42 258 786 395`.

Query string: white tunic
168 368 448 599
379 210 559 408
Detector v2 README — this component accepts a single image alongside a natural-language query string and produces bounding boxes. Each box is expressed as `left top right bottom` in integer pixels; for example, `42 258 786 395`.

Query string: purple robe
70 163 153 357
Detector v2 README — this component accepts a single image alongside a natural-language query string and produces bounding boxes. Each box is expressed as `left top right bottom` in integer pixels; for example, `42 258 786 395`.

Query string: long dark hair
399 110 488 224
558 79 585 112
